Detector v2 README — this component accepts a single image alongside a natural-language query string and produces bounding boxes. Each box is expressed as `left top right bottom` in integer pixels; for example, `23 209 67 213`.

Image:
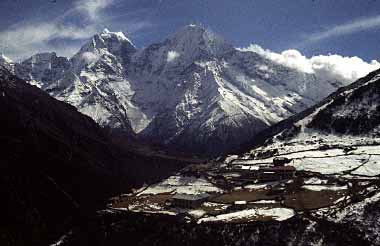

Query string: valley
109 134 380 226
57 65 380 245
1 6 380 244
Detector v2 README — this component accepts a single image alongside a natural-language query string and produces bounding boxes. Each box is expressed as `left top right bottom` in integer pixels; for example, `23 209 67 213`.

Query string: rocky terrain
55 68 380 245
0 25 348 157
2 25 380 246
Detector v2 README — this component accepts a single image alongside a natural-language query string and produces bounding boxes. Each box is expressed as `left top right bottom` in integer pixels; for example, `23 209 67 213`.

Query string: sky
0 0 380 66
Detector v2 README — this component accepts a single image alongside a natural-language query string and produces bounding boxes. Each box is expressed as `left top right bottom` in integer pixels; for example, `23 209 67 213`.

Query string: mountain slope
0 66 187 246
58 68 380 246
10 25 347 157
238 67 380 153
307 70 380 135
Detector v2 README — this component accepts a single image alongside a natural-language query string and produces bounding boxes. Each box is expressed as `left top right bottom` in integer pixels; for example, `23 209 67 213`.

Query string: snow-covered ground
198 207 295 223
302 185 348 191
138 175 223 196
240 132 380 159
228 131 380 178
351 155 380 176
292 155 368 175
112 126 379 227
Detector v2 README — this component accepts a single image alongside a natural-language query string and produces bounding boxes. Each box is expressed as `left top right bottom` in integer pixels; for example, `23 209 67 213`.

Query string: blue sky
0 0 380 62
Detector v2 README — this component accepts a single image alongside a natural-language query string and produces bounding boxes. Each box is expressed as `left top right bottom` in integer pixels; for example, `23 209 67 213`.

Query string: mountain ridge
0 65 189 245
0 25 349 157
237 67 380 156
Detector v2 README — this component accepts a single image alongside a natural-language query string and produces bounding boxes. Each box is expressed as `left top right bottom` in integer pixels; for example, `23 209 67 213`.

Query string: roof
259 166 296 171
234 201 247 205
172 193 210 201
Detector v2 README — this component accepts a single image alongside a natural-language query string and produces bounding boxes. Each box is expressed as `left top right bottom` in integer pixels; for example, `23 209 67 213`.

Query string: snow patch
81 51 100 64
138 176 223 196
198 207 295 223
167 50 180 62
302 185 347 191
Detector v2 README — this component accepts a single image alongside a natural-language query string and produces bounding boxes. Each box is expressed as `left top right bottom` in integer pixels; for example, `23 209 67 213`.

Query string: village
109 139 380 224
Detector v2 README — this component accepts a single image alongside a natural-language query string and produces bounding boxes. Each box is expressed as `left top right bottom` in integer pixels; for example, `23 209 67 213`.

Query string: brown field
284 189 347 211
112 194 173 210
210 189 276 203
200 202 229 215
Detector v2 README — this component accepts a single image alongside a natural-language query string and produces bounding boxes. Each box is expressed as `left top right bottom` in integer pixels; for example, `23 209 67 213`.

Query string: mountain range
0 25 347 157
1 24 380 246
61 66 380 246
238 67 380 153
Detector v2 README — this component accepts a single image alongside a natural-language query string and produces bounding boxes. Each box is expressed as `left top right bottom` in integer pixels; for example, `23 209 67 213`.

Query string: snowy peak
11 25 351 157
22 52 57 68
80 29 136 56
0 53 14 73
14 52 71 88
0 53 13 64
167 25 234 58
131 25 234 76
71 29 137 71
100 28 132 43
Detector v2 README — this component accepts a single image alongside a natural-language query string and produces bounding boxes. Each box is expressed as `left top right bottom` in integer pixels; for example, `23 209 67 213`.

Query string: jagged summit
0 53 12 64
102 28 111 33
167 24 234 57
10 25 351 157
70 29 137 72
12 52 70 88
75 28 136 57
100 28 133 44
0 53 14 73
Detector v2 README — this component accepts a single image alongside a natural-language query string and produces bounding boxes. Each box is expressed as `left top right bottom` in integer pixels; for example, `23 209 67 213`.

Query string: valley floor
51 132 380 246
109 133 380 229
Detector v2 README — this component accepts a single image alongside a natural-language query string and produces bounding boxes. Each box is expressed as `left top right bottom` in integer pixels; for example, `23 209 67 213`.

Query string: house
171 193 210 208
257 166 296 182
273 157 291 166
232 200 247 210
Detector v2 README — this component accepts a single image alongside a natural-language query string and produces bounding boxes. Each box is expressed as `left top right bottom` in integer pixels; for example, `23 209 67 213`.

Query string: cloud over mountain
240 44 380 84
0 0 149 61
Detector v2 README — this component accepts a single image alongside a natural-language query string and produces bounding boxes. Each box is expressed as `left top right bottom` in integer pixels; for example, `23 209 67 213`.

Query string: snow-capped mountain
10 25 348 157
14 52 71 88
220 68 380 246
0 53 14 73
306 69 380 135
241 67 380 150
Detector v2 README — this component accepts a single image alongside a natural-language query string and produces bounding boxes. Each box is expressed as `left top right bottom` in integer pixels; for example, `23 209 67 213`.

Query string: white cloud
0 0 110 61
240 44 380 84
167 50 180 62
0 0 149 61
0 22 98 60
74 0 114 21
302 15 380 45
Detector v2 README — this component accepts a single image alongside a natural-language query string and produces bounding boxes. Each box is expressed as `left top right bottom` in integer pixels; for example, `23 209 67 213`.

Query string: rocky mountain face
307 69 380 135
0 53 14 73
4 25 347 157
56 68 380 246
227 68 380 246
239 68 380 151
0 66 187 246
